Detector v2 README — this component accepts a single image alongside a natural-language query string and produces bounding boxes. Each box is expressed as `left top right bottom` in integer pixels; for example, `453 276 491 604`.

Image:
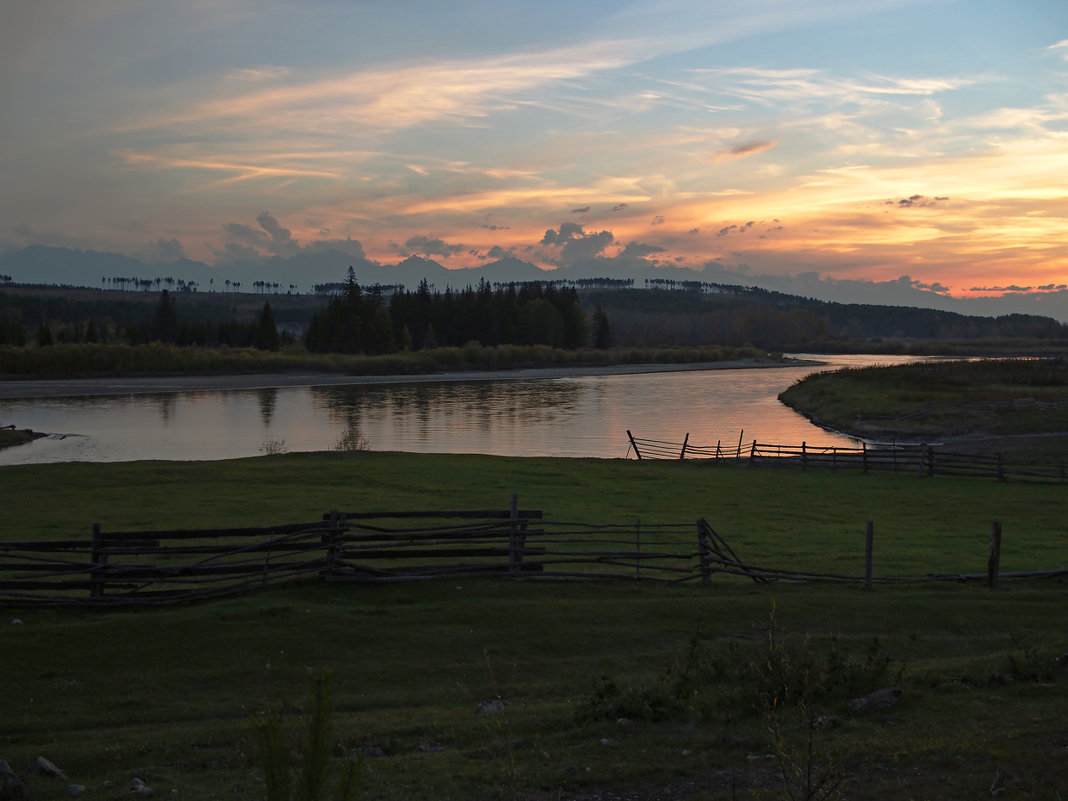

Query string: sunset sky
2 0 1067 299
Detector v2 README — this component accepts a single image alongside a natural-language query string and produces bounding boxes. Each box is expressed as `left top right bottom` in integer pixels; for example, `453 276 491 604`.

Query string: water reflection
256 388 277 427
0 355 924 465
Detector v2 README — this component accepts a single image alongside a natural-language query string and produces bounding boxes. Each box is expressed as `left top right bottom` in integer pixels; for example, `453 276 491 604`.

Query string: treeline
120 291 283 351
584 288 1068 349
0 290 286 351
305 274 611 354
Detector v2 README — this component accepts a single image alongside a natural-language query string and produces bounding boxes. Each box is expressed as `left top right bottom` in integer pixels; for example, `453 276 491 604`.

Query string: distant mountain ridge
3 244 1068 323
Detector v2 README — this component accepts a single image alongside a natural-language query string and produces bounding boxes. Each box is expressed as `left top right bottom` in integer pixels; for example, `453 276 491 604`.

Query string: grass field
1 453 1066 800
779 358 1068 457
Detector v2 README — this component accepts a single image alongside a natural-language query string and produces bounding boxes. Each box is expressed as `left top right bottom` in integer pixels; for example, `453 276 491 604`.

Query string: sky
2 0 1067 303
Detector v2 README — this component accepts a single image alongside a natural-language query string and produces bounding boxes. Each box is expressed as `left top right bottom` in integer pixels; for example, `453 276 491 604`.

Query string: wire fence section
625 430 1067 483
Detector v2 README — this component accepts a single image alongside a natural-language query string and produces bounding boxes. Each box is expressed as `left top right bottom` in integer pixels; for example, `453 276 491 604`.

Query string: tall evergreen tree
254 302 280 351
151 290 179 343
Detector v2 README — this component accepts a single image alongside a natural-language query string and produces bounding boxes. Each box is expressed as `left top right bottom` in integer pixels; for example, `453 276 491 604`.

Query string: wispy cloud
711 140 778 163
119 40 639 136
1048 39 1068 62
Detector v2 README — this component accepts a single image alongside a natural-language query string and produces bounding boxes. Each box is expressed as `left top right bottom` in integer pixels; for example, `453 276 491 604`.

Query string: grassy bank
779 358 1068 456
2 453 1066 800
0 428 44 450
0 342 770 379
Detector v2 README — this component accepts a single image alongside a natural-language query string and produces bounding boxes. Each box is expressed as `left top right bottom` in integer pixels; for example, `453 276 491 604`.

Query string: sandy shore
0 358 809 400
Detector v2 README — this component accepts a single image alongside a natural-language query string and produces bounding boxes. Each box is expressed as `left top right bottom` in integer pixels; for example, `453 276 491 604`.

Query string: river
0 354 924 464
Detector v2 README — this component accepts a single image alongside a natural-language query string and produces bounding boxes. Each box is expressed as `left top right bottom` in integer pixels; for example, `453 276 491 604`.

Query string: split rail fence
0 497 710 607
625 430 1067 483
3 497 1063 608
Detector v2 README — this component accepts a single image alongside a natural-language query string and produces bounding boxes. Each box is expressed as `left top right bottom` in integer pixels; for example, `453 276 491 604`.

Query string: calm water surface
0 354 922 464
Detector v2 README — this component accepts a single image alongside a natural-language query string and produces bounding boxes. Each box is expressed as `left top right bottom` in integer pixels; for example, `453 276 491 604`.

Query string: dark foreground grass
1 453 1066 800
3 581 1066 801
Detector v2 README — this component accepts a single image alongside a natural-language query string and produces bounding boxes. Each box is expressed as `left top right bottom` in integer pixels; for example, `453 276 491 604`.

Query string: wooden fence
0 498 709 607
625 430 1067 483
3 498 1064 608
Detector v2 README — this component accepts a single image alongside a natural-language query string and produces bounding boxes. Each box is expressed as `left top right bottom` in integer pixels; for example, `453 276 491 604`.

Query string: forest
304 272 610 354
585 284 1067 349
0 288 287 350
1 274 1066 355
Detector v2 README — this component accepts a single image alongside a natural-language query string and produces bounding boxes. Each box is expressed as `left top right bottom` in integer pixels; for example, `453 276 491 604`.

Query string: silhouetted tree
593 306 612 349
151 290 179 343
253 302 280 351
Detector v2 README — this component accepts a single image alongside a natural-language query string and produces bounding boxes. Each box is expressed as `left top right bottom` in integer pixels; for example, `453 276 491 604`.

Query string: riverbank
0 427 45 449
0 356 805 400
779 357 1068 457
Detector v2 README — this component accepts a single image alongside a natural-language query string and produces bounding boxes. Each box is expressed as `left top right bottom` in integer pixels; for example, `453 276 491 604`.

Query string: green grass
1 452 1063 576
779 358 1068 455
1 453 1067 800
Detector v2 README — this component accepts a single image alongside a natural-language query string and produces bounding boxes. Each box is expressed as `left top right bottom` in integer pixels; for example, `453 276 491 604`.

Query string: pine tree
254 302 281 351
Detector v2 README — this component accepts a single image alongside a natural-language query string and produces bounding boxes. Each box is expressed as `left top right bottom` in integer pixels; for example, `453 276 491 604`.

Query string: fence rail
2 498 1064 607
625 430 1067 483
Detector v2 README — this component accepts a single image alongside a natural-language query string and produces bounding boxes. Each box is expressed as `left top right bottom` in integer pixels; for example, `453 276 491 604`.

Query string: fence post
635 519 641 580
697 520 711 585
324 510 341 579
864 520 874 593
926 446 935 478
90 522 107 601
801 441 807 469
627 430 642 460
750 440 757 460
679 433 689 460
987 521 1002 590
862 442 868 474
508 493 520 576
716 440 721 461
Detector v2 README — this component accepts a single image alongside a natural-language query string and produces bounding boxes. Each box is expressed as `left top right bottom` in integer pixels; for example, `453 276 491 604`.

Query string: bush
253 670 362 801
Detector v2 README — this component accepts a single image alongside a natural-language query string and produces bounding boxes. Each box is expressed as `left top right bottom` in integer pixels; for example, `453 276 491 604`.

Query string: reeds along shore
0 341 769 378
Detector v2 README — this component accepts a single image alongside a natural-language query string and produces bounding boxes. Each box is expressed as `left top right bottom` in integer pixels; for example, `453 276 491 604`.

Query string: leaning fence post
988 521 1002 590
89 522 107 601
679 433 689 460
627 430 642 460
864 520 874 593
697 520 711 585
